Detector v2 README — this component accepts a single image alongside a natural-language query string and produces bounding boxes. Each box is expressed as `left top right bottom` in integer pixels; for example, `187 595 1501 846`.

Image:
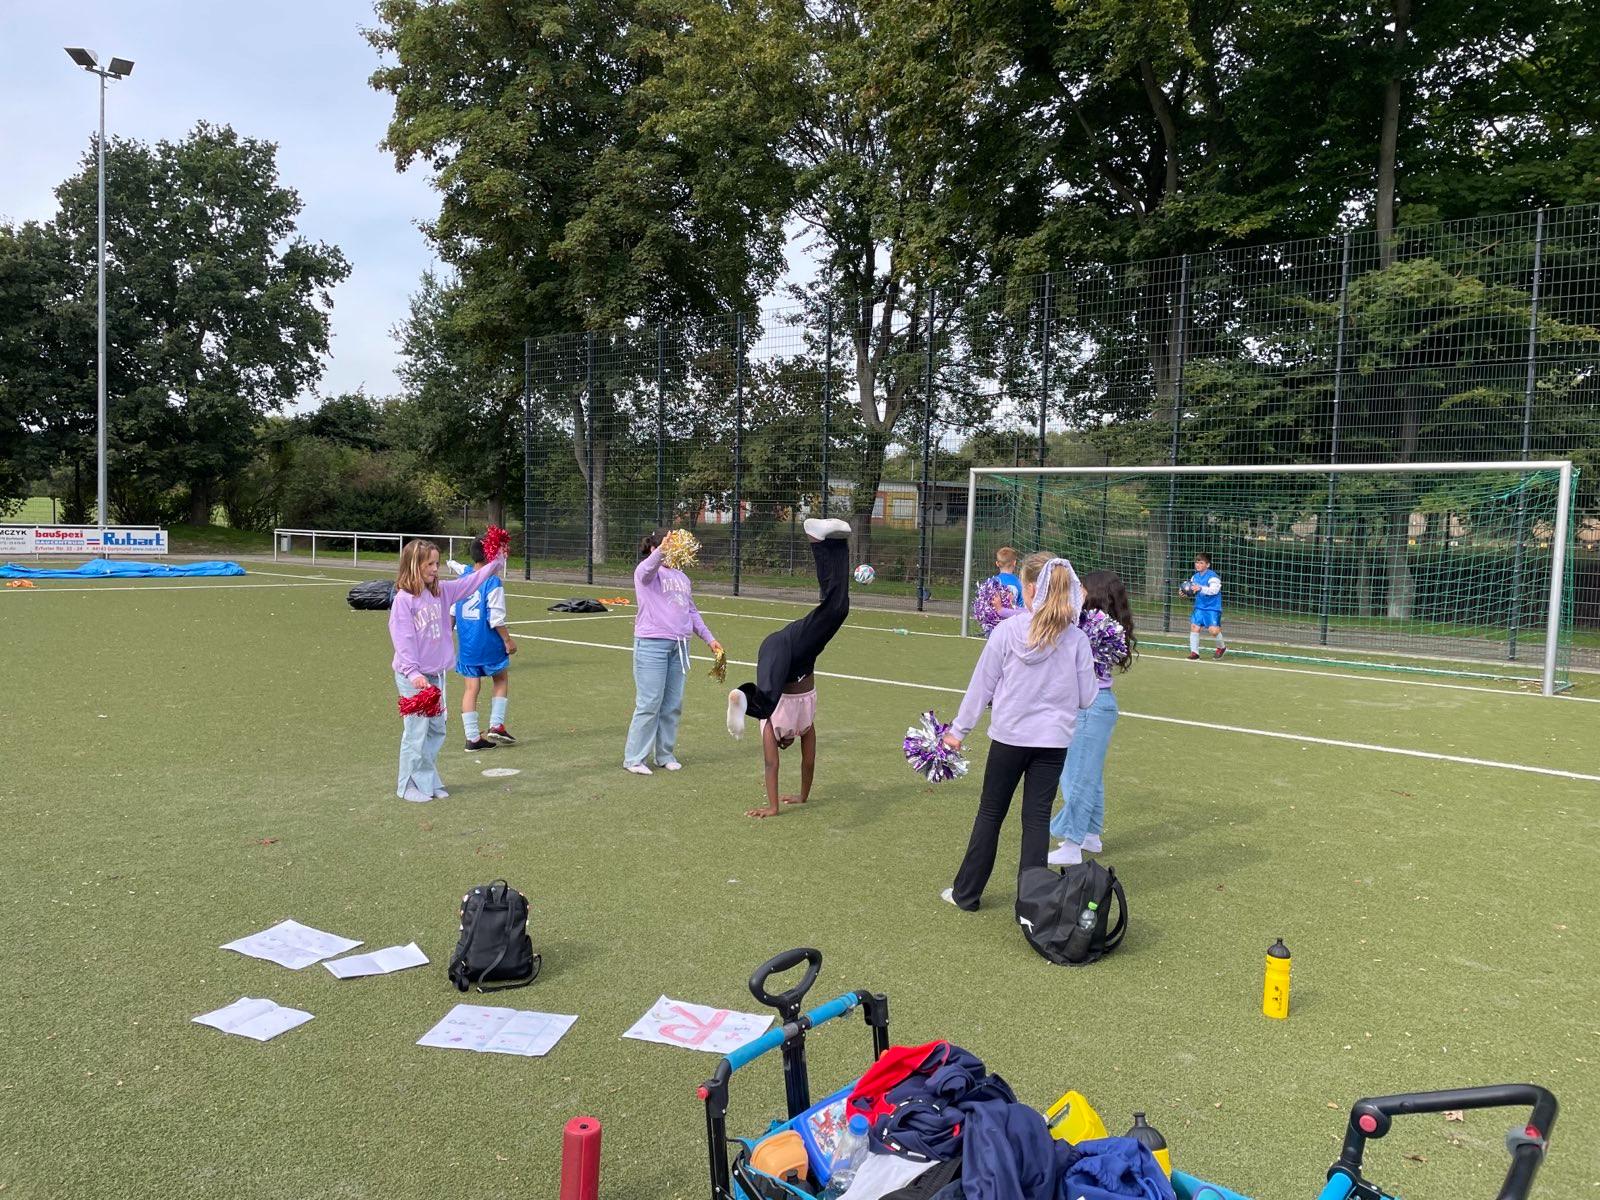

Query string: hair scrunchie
1033 556 1084 617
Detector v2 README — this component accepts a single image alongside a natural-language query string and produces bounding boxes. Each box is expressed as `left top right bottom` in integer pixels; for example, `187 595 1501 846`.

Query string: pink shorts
762 689 816 741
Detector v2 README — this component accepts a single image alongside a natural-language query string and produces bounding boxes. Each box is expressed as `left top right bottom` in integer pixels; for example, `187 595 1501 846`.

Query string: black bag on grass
346 579 397 610
547 598 608 613
448 879 541 992
1015 861 1127 966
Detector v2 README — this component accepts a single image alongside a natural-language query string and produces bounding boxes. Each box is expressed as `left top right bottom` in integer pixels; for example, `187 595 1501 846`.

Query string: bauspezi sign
5 526 169 556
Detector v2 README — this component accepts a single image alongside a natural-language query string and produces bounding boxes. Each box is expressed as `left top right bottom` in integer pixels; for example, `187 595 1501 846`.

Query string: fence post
584 332 595 587
733 314 744 596
1161 255 1190 634
918 289 936 612
1034 273 1052 545
656 325 667 527
1508 208 1547 661
821 299 833 518
523 337 533 580
1319 233 1353 644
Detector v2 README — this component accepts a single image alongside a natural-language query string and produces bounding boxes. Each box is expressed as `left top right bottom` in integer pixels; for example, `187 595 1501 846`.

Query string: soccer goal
960 461 1578 695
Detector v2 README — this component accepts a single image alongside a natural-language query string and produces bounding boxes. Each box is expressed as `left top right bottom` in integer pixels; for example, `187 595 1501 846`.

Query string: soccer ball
853 563 876 585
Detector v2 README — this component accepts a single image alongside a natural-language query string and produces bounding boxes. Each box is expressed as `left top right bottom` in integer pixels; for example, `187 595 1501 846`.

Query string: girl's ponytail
1022 552 1082 650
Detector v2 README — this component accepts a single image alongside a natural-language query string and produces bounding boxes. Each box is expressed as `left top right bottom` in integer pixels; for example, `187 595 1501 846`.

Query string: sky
1 2 821 409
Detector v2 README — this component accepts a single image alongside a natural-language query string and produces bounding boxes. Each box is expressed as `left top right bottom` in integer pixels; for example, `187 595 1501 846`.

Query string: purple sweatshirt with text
389 555 507 679
633 548 716 644
952 610 1098 748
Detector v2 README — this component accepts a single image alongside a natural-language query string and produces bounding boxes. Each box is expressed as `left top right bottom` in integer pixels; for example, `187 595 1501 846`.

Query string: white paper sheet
621 996 774 1055
193 997 313 1042
324 942 429 979
416 1005 578 1058
221 919 362 970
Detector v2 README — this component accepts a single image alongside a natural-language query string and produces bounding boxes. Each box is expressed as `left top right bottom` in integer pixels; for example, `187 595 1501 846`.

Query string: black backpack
1015 861 1127 966
346 579 397 610
448 880 541 992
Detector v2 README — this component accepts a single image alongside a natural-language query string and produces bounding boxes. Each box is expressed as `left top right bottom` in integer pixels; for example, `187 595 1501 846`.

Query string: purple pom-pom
972 576 1018 635
1080 609 1129 682
903 710 970 784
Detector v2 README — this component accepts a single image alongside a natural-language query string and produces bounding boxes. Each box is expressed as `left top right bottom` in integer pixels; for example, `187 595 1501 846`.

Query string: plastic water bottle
1262 937 1291 1019
821 1115 871 1198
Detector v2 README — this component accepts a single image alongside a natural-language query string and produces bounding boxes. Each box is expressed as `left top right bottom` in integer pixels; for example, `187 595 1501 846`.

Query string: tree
369 0 784 562
46 122 349 523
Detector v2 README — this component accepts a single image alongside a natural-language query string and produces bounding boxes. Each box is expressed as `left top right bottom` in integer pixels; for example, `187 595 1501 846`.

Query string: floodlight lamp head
65 47 99 70
108 57 135 78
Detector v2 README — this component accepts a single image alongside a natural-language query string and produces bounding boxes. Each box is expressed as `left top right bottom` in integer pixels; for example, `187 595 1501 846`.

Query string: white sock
463 711 481 742
490 697 507 728
1215 632 1226 648
1189 631 1200 653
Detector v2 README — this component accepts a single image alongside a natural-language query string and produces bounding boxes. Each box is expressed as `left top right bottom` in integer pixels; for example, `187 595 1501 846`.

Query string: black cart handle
748 947 823 1021
1330 1084 1557 1200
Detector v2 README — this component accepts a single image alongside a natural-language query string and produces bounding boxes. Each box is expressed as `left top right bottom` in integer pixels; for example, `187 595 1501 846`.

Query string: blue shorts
1190 607 1222 629
456 656 510 678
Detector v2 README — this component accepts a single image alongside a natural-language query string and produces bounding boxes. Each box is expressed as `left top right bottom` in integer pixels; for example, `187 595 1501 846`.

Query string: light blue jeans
624 638 687 767
395 671 447 798
1050 687 1120 843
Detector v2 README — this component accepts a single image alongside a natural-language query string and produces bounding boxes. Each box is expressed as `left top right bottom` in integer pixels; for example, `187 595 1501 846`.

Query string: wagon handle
1327 1084 1557 1200
748 947 823 1021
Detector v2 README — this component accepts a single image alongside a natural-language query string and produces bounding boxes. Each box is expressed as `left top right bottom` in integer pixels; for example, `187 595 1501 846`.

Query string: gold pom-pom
659 528 700 570
707 648 728 682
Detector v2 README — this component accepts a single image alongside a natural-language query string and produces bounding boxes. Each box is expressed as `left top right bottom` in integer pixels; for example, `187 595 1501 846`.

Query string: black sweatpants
737 537 850 720
949 740 1068 910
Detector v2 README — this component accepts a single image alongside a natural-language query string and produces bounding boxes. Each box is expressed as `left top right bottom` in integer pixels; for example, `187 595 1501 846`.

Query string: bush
323 480 440 535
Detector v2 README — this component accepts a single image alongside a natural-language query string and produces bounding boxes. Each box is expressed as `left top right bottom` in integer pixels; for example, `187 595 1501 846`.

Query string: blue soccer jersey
1189 568 1222 625
452 573 508 669
995 571 1023 605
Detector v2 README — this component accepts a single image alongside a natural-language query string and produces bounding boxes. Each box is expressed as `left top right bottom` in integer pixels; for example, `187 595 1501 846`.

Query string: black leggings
949 740 1067 910
738 538 850 720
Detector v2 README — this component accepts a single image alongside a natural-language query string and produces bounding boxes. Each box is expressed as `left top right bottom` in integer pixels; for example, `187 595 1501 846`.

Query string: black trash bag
547 598 608 613
347 579 398 611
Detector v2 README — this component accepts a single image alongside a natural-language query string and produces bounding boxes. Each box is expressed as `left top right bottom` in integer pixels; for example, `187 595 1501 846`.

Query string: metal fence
517 205 1600 630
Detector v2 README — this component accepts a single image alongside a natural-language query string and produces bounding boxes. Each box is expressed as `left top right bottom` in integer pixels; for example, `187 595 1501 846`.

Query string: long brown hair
1081 569 1136 670
396 539 441 597
1021 552 1080 650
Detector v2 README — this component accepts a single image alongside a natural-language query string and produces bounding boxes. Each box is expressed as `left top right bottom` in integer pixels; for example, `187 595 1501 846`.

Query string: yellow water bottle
1262 937 1291 1019
1124 1112 1172 1176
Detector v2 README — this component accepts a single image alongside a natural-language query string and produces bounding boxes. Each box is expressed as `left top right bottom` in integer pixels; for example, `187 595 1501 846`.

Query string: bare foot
745 805 780 819
780 794 806 806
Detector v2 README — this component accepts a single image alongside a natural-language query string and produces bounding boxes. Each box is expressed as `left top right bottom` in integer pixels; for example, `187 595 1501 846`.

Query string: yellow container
1044 1089 1111 1144
1263 938 1291 1019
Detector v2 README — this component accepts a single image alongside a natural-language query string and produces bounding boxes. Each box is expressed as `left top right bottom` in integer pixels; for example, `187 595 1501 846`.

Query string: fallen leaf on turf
1444 1111 1465 1122
1326 1102 1340 1110
259 837 278 846
496 1154 508 1162
1404 1154 1427 1163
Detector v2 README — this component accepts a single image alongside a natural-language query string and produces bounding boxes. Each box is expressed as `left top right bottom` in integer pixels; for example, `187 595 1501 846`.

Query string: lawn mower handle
1327 1084 1556 1200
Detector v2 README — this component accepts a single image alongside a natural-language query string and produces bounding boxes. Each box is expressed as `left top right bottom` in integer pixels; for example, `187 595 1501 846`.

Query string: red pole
559 1116 602 1200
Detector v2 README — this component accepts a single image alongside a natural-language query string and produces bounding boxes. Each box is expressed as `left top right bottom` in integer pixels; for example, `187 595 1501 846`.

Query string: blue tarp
0 558 246 579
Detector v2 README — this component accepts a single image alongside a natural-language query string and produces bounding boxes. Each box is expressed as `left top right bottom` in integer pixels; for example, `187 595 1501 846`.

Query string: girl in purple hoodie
388 538 507 802
624 529 724 775
940 553 1098 911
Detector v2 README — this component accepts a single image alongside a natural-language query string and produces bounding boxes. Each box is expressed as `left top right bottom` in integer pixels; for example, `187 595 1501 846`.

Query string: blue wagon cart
696 949 1558 1200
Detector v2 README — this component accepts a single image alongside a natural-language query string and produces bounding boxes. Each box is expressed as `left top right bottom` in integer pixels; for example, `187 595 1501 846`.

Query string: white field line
0 579 352 595
509 631 1600 784
503 614 633 626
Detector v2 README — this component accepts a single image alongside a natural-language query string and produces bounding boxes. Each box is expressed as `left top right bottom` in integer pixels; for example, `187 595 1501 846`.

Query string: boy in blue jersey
452 535 518 750
993 546 1023 606
1180 551 1226 660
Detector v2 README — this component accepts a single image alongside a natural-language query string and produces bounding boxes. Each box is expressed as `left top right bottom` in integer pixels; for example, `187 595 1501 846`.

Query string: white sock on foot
726 689 747 738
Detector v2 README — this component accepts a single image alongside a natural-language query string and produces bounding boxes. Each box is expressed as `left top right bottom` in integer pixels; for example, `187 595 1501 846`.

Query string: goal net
961 462 1578 695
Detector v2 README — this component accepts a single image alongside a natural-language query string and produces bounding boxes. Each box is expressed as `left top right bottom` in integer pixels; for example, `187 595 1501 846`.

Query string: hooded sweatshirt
952 610 1098 748
633 547 716 644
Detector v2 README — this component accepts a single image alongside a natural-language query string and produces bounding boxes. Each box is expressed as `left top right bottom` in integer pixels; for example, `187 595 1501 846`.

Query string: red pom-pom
398 684 443 718
482 525 510 562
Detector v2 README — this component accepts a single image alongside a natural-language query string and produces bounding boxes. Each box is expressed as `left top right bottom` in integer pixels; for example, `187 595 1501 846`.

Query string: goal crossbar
959 461 1576 697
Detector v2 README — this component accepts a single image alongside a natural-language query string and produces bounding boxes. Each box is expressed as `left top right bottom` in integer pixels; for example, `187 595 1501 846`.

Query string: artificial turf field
3 561 1597 1200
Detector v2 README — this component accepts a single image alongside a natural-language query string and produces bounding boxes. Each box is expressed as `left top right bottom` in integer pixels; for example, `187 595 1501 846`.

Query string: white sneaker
802 517 852 541
658 761 682 771
624 763 653 776
726 689 747 738
939 887 959 907
401 786 432 803
1082 834 1103 853
433 787 450 799
1047 841 1083 866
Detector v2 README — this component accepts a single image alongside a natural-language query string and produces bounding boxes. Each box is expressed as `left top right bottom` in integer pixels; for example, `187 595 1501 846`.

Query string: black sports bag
346 579 397 610
1015 861 1127 966
448 880 541 992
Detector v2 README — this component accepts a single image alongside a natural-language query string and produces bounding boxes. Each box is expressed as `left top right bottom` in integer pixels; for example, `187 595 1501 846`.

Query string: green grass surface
3 565 1597 1200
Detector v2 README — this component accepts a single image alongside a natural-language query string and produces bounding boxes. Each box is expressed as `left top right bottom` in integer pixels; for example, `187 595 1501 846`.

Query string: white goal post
960 460 1576 697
